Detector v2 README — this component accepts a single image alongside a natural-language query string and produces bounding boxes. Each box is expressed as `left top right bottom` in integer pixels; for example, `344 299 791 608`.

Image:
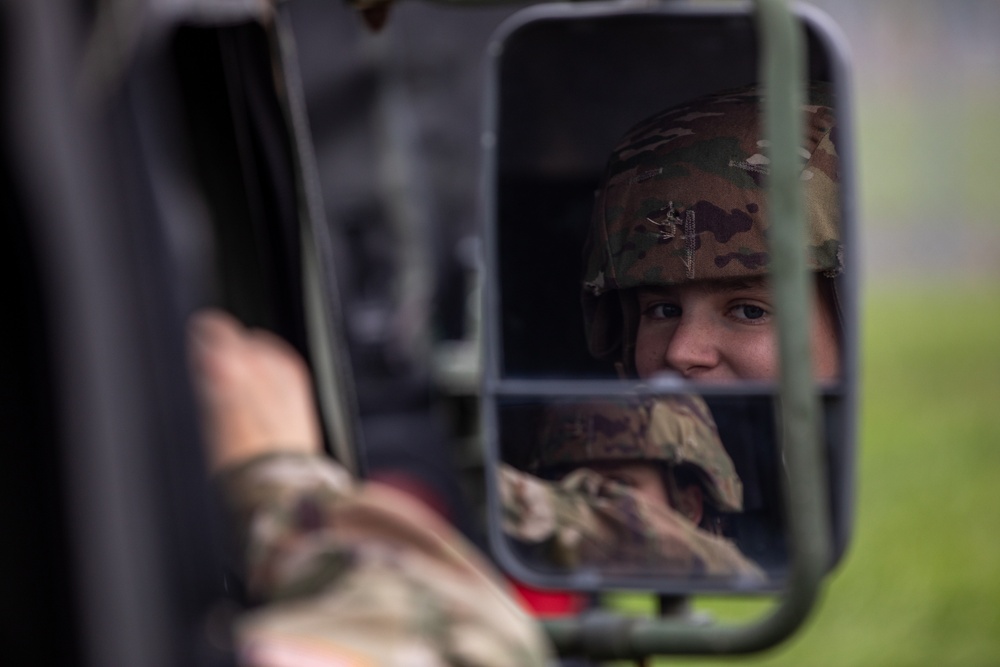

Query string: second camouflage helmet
533 395 743 512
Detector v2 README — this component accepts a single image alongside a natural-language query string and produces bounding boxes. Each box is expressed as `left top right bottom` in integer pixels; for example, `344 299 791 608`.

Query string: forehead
636 276 771 298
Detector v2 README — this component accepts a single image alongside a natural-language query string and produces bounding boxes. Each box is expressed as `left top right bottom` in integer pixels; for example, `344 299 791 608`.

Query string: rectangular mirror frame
480 0 858 606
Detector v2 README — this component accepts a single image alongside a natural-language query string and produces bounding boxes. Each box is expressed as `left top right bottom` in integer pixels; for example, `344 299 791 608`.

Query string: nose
663 313 721 378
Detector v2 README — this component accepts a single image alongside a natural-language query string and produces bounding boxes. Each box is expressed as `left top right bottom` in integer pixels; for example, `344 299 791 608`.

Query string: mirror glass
484 4 856 590
492 8 846 385
498 394 784 586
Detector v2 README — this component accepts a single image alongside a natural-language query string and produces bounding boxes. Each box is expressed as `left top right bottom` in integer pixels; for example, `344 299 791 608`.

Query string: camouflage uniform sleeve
499 464 764 582
219 453 552 667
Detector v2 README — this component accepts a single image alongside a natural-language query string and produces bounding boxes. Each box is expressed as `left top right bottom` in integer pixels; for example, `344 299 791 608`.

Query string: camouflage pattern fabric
533 395 743 512
500 464 764 581
219 453 552 667
582 84 841 360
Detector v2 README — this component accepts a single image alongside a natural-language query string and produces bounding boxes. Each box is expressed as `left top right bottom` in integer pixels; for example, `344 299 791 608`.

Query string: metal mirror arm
541 0 832 657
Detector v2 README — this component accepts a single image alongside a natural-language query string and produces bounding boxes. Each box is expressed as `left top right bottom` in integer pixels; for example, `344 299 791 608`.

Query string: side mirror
481 0 859 655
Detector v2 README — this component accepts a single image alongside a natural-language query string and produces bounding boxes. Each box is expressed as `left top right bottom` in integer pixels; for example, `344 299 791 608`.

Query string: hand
187 309 321 472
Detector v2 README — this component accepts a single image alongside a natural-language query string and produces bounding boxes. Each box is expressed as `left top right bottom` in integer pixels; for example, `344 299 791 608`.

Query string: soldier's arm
500 464 764 581
189 310 552 667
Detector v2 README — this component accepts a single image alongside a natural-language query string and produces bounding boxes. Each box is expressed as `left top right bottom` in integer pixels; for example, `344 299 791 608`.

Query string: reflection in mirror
496 19 845 385
485 5 856 592
497 394 787 586
586 85 840 384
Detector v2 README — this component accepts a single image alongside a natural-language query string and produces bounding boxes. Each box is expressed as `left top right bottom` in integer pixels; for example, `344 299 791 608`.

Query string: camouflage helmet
533 395 743 512
582 84 841 361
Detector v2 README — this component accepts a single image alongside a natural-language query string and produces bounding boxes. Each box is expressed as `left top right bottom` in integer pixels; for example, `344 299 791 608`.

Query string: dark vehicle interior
0 3 335 663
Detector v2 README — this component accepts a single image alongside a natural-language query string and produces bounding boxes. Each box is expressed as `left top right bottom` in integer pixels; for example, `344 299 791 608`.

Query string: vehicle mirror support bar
542 0 832 656
272 7 366 476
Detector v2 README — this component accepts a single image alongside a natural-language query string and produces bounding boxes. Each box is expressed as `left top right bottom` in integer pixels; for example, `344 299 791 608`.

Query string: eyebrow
638 276 771 297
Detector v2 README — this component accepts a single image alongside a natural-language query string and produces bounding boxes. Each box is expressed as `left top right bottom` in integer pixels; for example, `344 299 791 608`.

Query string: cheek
633 324 667 378
616 465 670 508
719 333 779 380
636 476 670 508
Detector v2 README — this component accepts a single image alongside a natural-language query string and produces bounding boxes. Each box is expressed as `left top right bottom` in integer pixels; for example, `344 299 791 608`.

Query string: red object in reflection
510 579 588 617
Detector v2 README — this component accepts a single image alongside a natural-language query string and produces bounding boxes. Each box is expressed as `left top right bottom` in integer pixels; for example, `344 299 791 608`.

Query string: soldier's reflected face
633 276 839 381
587 462 669 507
586 461 704 525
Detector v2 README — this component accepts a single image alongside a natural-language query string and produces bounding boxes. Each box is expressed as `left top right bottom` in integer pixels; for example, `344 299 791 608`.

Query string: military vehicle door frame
1 0 364 663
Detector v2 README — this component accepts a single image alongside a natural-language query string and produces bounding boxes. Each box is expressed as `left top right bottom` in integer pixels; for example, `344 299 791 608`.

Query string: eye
642 302 681 320
730 303 770 322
